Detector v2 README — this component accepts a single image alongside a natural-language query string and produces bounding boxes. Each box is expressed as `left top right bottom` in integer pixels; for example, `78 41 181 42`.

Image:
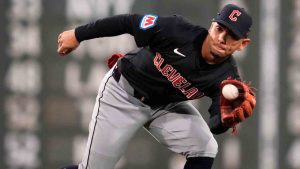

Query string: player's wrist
74 26 85 43
208 114 229 134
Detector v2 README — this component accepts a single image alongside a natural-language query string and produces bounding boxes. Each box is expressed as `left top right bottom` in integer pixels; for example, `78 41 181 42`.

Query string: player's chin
211 49 227 58
211 45 227 55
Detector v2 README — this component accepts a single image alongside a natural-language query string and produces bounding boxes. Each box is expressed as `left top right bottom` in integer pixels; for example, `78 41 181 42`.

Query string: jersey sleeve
208 92 229 134
75 14 135 42
74 14 165 47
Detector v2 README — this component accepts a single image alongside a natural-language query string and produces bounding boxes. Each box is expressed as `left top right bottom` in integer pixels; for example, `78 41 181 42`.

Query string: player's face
208 22 250 58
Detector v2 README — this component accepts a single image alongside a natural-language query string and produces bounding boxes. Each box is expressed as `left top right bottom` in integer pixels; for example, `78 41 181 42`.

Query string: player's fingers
58 46 72 56
64 48 72 55
57 41 62 49
57 34 62 43
57 42 64 50
57 45 66 55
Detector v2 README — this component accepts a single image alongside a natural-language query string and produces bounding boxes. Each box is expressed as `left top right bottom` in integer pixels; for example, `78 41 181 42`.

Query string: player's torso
118 16 240 104
119 49 239 105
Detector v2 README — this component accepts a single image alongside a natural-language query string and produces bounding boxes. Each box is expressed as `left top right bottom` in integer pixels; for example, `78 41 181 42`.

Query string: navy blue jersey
75 14 241 133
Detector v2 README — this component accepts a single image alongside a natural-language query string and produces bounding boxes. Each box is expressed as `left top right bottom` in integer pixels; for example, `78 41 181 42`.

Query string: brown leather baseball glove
220 79 256 130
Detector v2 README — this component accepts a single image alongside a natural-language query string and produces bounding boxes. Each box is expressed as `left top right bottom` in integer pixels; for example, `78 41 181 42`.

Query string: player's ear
237 38 251 51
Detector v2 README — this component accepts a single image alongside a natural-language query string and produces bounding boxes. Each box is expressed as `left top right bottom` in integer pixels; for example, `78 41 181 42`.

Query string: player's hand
57 29 79 56
220 79 256 129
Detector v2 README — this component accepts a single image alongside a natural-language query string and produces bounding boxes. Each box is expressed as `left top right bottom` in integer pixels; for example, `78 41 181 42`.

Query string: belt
112 66 149 105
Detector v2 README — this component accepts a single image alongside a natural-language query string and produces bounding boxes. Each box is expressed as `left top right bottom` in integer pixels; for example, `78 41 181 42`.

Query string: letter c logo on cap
229 10 241 22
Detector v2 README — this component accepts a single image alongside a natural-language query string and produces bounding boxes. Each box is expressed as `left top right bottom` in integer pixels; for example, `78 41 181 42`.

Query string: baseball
222 84 239 100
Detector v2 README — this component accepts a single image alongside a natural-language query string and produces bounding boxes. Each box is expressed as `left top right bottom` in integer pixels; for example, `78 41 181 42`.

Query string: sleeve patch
139 14 158 30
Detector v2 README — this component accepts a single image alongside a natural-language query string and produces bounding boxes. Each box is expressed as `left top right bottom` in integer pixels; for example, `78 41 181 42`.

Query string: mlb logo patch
140 14 158 30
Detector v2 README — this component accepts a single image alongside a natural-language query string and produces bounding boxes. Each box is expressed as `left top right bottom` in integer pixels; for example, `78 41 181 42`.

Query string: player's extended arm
57 15 134 56
208 97 230 134
57 14 163 56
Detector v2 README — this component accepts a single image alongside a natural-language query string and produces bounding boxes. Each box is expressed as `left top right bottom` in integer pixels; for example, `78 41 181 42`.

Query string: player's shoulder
136 14 158 30
136 14 181 30
171 14 192 23
161 14 196 26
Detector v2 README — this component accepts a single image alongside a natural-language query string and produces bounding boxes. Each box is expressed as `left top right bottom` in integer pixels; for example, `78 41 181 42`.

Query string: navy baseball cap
213 4 252 39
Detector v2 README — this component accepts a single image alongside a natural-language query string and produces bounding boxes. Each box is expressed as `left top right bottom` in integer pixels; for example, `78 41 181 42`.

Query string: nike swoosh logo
174 48 186 57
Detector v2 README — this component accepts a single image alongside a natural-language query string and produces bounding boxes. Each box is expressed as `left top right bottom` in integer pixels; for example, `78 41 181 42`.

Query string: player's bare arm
57 29 79 56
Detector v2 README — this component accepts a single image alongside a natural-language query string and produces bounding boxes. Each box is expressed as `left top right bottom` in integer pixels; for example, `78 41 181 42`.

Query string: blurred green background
0 0 298 169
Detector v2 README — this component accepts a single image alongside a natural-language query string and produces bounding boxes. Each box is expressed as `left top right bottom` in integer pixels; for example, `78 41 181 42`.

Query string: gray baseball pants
78 66 218 169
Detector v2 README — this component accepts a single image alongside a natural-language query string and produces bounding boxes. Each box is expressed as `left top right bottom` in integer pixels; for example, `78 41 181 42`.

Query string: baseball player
57 4 256 169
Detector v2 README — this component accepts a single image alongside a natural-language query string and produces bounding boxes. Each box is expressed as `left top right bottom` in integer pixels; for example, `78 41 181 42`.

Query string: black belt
112 66 150 105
